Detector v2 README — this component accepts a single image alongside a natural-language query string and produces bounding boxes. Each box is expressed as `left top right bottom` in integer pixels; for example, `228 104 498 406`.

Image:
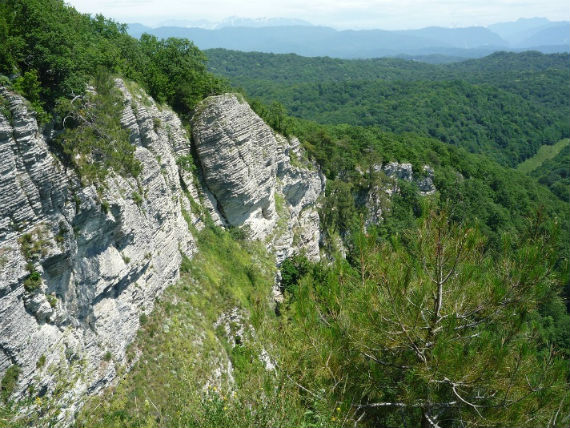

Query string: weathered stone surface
418 165 436 195
365 162 437 226
0 81 197 421
0 87 326 424
192 95 325 263
192 94 278 240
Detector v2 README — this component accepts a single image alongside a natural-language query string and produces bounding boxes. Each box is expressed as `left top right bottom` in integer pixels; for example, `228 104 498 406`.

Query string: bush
23 271 42 292
47 294 57 308
280 253 310 293
56 70 142 184
1 365 21 402
36 355 46 368
132 191 143 206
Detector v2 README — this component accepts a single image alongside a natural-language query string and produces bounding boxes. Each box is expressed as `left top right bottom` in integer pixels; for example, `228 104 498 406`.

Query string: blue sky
65 0 570 29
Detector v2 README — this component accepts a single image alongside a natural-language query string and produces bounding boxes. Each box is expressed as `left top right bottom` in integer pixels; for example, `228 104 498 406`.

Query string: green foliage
18 229 48 263
257 113 569 252
280 254 310 293
137 35 228 118
46 293 57 308
36 355 46 369
517 138 569 174
55 69 141 183
207 49 569 93
280 211 570 427
75 226 328 428
530 144 570 202
131 191 143 206
12 69 48 122
176 154 197 174
1 365 21 403
23 271 42 292
209 49 569 167
0 0 227 120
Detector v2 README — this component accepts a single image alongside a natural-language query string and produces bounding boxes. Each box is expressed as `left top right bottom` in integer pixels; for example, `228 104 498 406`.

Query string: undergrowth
75 225 339 428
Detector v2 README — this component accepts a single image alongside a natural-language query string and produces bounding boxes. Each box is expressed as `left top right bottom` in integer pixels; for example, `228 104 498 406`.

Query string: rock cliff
365 162 436 226
0 81 199 420
192 94 325 263
0 86 324 421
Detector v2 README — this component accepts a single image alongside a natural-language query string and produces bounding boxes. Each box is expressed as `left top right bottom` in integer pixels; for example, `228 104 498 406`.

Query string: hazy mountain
126 24 510 58
488 18 570 46
127 23 153 38
488 17 553 40
216 16 313 28
127 18 569 59
404 26 506 48
516 23 570 48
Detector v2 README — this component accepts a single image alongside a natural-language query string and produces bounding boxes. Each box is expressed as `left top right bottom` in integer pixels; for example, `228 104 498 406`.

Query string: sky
65 0 570 30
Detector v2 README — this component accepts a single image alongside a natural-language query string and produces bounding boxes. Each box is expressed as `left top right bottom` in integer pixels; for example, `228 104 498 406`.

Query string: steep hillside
206 50 570 166
1 2 569 427
0 81 324 425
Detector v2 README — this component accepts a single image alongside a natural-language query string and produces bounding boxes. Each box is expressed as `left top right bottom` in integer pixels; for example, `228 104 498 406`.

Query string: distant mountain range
127 18 570 60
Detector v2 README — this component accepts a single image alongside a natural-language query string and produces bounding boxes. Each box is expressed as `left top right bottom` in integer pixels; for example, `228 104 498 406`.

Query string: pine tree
284 210 569 427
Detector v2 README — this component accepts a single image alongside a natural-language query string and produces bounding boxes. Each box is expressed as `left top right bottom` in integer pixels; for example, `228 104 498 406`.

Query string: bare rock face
365 162 436 226
192 94 325 263
191 95 277 239
0 87 325 423
0 81 197 421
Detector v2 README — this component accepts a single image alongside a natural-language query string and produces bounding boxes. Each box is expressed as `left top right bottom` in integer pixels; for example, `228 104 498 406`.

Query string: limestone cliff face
192 94 325 263
0 81 197 420
365 162 436 227
0 87 324 421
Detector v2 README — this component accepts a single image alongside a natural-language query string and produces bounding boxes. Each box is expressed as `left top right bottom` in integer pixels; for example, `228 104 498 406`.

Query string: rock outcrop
0 81 197 421
0 87 325 422
365 162 436 226
192 94 325 263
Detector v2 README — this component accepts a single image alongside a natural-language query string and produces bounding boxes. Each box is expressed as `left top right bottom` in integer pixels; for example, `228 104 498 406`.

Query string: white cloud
65 0 570 29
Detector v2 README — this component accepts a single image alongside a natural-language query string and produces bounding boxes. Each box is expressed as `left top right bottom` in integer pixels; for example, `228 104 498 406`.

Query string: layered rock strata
0 82 196 420
0 86 326 423
192 94 325 263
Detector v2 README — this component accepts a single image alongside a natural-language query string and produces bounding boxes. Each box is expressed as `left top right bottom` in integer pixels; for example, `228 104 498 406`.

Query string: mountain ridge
127 18 570 59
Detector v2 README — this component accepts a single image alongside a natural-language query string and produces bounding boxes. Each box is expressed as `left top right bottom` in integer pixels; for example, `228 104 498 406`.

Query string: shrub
36 355 46 368
23 271 42 292
132 191 143 206
1 365 21 402
47 294 57 308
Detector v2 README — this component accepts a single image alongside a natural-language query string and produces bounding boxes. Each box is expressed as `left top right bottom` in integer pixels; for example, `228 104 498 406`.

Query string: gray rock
383 161 414 181
192 94 278 240
0 87 326 425
365 162 437 226
192 95 324 263
418 165 436 195
0 81 197 422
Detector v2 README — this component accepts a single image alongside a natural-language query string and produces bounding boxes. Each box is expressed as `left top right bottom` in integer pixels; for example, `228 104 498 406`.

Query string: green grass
75 226 337 428
517 139 570 174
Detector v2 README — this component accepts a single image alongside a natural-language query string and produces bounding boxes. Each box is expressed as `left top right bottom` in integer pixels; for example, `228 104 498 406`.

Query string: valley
0 1 569 427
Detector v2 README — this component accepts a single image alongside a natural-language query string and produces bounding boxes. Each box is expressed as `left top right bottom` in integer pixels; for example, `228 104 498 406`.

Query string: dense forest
530 143 570 201
1 1 569 427
207 49 570 167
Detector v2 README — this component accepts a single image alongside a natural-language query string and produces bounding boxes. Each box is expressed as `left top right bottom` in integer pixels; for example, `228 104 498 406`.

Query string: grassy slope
517 138 570 174
75 224 337 428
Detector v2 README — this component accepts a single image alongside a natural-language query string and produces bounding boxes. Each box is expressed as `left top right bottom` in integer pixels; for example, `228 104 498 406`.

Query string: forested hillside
0 0 227 119
207 49 570 166
1 2 569 427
